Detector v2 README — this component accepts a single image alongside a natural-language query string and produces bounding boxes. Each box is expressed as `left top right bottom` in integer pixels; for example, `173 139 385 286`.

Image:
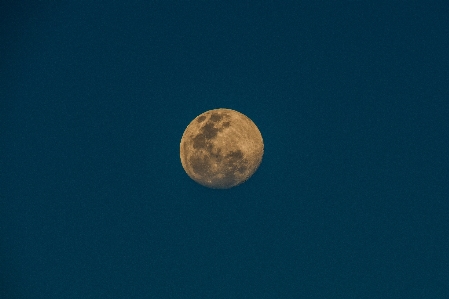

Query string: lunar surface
180 108 264 189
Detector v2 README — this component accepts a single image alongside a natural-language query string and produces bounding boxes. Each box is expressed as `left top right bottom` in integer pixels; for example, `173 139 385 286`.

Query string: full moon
180 108 264 189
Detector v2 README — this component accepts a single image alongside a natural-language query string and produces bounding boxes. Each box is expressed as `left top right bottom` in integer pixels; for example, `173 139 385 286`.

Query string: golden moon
180 108 264 189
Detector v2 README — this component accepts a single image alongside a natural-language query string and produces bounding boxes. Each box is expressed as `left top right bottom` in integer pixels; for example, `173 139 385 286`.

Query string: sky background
1 2 448 298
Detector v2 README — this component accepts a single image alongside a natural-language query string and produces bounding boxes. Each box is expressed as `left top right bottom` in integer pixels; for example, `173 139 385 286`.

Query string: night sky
1 2 448 298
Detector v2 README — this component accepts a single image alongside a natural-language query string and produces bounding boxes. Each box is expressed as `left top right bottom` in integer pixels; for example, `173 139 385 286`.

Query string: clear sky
1 2 448 298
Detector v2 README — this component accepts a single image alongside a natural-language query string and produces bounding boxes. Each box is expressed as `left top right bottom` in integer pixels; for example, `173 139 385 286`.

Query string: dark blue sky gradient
1 2 448 298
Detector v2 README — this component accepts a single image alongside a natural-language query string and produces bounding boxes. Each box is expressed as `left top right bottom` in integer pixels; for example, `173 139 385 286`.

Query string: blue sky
1 2 448 298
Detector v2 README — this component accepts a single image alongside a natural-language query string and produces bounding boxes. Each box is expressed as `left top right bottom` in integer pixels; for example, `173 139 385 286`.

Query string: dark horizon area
1 2 448 298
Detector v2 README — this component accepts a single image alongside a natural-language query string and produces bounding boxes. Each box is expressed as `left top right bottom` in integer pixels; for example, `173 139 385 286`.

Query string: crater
190 154 211 177
226 150 244 160
216 173 238 188
210 148 223 162
237 163 248 174
225 150 248 175
197 115 206 123
209 113 223 122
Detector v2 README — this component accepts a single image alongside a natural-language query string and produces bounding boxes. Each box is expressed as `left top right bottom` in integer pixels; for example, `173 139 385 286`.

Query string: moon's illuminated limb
180 108 264 189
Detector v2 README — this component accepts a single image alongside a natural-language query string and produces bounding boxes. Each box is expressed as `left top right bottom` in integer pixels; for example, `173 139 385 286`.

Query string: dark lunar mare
196 115 206 123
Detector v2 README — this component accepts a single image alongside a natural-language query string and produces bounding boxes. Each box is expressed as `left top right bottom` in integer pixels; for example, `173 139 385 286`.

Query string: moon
180 108 264 189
